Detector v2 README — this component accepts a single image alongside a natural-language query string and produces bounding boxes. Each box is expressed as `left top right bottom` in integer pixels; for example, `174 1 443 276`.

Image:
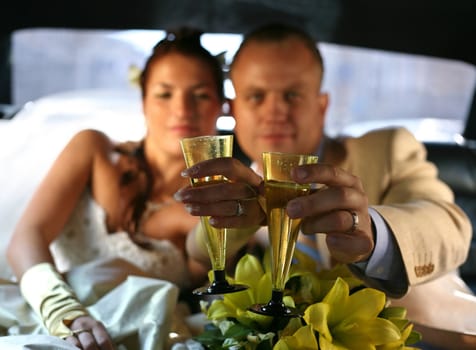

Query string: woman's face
142 52 222 157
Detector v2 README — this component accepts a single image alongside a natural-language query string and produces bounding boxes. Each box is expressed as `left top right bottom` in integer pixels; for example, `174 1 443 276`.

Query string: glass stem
270 289 284 306
213 270 228 284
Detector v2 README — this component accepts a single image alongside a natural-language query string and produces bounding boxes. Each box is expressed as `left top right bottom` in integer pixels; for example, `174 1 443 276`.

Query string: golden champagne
180 135 248 295
181 135 232 272
249 152 317 315
200 216 226 270
190 177 228 271
265 180 311 290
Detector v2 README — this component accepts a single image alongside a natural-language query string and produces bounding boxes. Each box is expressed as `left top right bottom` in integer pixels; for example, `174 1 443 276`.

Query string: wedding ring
235 200 244 217
72 328 91 337
348 210 359 233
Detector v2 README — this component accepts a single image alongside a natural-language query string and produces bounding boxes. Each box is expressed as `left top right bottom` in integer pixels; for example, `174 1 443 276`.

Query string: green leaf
224 322 254 340
194 324 224 347
406 329 422 345
379 306 407 320
387 318 410 331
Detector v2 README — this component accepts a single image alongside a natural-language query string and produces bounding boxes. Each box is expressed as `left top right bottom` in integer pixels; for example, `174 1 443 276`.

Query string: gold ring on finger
347 210 359 233
72 328 91 337
235 200 245 216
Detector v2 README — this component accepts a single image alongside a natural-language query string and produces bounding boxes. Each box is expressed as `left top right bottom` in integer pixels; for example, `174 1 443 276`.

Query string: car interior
0 1 475 347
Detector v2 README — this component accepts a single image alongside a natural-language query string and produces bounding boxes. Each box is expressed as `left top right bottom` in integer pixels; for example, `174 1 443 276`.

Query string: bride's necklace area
141 199 175 222
139 148 187 225
141 174 186 222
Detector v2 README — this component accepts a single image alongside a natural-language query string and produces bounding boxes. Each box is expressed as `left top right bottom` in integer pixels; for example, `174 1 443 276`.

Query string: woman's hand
175 157 265 228
288 163 375 264
65 316 115 350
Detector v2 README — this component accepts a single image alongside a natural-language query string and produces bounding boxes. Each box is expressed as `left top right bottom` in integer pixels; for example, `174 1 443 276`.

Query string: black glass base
193 282 248 296
248 290 302 317
249 302 301 317
192 270 249 295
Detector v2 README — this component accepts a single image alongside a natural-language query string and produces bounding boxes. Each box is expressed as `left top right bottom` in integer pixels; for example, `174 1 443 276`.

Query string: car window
12 28 475 142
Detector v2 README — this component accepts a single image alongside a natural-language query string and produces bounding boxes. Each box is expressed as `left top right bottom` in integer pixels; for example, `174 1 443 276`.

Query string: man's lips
170 125 198 134
260 133 293 141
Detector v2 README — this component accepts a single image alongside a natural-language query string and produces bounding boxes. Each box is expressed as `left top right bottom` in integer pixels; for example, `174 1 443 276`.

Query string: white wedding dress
50 190 191 289
0 191 196 350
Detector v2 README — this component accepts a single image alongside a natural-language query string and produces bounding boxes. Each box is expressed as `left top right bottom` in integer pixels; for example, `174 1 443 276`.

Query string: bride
4 27 224 350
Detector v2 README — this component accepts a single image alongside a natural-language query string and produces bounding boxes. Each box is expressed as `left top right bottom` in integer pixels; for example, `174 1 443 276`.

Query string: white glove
20 262 89 338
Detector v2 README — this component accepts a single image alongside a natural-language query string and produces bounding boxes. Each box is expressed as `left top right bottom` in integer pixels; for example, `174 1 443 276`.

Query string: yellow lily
288 250 364 307
304 277 402 349
274 324 319 350
205 254 288 329
198 253 420 350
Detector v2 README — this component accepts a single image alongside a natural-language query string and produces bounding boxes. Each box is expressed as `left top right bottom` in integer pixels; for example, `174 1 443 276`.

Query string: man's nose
262 95 288 122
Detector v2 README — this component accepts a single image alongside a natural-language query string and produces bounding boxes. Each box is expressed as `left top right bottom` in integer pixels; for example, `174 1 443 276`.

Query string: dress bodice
49 191 190 288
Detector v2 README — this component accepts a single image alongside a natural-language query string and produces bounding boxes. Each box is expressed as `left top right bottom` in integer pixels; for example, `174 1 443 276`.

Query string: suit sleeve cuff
350 208 407 295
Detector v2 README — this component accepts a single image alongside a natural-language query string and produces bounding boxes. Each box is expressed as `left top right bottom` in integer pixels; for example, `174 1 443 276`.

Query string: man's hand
287 163 375 264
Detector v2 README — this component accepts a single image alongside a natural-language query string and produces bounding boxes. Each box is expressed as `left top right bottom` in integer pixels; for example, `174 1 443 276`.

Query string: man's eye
285 91 299 102
248 93 264 103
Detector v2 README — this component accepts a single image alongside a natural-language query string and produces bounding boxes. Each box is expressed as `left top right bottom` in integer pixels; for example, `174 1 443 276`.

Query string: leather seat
424 141 476 292
389 142 476 349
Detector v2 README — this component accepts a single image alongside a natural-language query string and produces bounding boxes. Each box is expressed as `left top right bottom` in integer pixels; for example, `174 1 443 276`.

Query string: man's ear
318 92 329 117
227 97 236 118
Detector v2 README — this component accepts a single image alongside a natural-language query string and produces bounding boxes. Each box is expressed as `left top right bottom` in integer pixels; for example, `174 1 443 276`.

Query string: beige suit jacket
321 127 472 296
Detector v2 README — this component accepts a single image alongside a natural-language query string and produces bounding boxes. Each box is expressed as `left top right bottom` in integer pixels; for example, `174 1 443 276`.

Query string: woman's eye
155 92 171 99
193 92 211 100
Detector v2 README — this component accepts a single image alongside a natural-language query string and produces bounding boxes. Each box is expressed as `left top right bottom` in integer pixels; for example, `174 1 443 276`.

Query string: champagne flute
250 151 318 317
180 135 248 295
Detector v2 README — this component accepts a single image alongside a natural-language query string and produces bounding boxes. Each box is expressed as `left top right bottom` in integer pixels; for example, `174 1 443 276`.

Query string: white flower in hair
128 64 142 88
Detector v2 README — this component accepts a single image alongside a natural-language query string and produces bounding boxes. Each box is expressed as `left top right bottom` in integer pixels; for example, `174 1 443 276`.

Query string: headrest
425 142 476 196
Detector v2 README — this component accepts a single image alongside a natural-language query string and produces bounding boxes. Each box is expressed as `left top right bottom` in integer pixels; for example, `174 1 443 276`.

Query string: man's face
230 38 328 170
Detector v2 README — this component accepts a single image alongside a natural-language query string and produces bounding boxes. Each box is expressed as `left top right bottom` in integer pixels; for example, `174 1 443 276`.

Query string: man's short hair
231 22 324 73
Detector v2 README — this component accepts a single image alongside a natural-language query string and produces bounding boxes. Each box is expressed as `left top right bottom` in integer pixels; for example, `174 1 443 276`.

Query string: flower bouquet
195 250 421 349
